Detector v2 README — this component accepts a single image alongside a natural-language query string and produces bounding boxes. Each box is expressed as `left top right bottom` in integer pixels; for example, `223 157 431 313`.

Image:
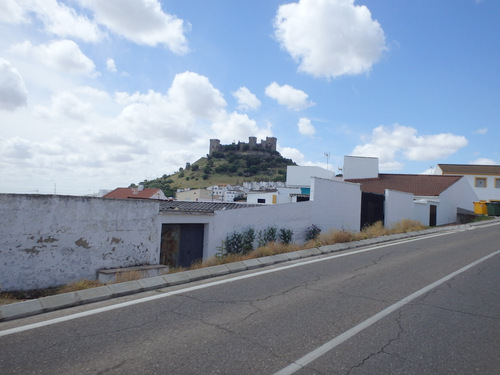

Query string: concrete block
107 281 143 297
39 292 81 311
186 268 212 282
225 262 247 273
284 252 301 261
295 249 319 258
206 264 230 277
270 253 290 263
0 299 44 321
242 258 263 270
256 256 277 267
163 272 190 286
76 285 114 304
137 276 168 291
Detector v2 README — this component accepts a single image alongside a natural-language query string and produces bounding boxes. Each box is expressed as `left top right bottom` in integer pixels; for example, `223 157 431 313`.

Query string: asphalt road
1 222 499 375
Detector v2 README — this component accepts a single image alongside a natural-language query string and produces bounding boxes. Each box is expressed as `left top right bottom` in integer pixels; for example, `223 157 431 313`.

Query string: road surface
1 222 499 374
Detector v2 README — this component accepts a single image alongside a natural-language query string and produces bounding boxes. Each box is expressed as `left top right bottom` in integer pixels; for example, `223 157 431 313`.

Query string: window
496 178 500 188
475 177 487 188
257 198 266 204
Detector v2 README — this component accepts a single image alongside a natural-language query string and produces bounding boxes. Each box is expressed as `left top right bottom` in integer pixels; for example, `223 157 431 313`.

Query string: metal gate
360 192 385 230
160 224 204 268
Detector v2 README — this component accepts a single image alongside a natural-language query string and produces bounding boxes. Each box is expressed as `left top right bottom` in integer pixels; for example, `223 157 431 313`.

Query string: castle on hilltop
209 136 277 156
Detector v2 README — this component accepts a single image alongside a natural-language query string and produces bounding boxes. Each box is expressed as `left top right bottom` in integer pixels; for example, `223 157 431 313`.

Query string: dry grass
114 270 144 283
57 279 104 294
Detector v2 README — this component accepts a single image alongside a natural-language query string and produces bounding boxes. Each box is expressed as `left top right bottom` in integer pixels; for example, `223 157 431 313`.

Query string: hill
132 151 296 197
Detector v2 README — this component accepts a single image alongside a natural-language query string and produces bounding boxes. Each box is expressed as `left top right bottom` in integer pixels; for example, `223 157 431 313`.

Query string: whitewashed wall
413 201 434 226
437 177 477 225
286 166 336 187
384 190 415 228
456 174 499 202
0 194 160 291
343 156 379 180
204 178 361 258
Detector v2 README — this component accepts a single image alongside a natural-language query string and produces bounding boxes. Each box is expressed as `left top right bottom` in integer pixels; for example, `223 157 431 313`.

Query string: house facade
176 188 213 201
434 164 500 201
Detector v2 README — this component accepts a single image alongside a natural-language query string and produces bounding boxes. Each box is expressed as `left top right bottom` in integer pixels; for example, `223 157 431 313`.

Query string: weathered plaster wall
0 194 160 291
384 189 415 228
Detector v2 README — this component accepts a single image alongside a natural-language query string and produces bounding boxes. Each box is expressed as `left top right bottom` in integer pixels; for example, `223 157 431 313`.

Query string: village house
103 185 167 200
434 163 500 202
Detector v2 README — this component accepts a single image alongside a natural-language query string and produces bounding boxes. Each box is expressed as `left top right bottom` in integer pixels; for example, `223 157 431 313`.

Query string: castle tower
209 139 221 156
265 137 277 152
249 136 257 149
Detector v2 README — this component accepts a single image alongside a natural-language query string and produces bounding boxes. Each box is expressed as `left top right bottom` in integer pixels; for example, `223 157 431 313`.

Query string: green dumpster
486 202 500 216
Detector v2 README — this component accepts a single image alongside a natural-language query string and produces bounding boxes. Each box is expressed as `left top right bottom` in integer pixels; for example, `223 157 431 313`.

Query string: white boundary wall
437 177 477 225
207 178 361 258
159 178 361 259
384 190 415 228
0 194 160 291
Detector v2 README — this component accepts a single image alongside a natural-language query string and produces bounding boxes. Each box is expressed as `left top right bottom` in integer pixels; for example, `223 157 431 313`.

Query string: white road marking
0 225 495 337
273 248 500 375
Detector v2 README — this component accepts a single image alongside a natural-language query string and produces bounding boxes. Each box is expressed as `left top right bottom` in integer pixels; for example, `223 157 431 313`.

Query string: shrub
257 226 277 247
224 231 243 254
305 224 321 241
241 227 255 254
279 228 293 244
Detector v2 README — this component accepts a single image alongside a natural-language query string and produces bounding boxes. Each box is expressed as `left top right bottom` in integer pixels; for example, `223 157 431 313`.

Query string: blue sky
1 0 499 195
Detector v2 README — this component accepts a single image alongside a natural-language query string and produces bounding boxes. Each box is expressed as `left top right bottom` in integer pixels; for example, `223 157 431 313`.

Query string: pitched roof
437 164 500 176
345 174 463 196
103 187 163 199
160 201 259 214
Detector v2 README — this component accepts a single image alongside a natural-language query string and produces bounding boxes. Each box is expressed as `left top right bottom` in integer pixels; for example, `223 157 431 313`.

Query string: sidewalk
1 220 495 322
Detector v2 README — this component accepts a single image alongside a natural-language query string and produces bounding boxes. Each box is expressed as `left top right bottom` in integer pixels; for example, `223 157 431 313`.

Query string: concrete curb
1 219 498 322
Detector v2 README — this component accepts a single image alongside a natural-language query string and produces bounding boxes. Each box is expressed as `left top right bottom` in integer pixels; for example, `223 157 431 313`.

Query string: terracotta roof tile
103 188 162 199
345 174 463 196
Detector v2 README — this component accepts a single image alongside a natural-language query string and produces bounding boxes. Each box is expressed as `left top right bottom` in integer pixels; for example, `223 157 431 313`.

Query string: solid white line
0 226 489 337
273 248 500 375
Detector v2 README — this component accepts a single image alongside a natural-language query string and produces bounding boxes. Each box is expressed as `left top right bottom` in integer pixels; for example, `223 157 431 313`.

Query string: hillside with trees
131 151 296 198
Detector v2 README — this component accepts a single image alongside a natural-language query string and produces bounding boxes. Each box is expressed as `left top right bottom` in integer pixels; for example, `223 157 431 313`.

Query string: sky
1 0 499 196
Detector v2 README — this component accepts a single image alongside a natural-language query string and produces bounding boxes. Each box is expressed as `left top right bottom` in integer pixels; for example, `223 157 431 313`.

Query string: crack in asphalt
344 309 404 375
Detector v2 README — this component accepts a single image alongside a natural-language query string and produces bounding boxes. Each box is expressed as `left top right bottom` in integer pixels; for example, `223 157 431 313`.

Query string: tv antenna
324 152 330 170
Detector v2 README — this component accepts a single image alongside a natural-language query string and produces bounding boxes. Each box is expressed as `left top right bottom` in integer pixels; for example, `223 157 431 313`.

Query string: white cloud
106 58 117 73
10 40 96 76
167 71 226 119
79 0 190 54
474 127 488 135
273 0 386 79
212 112 272 144
297 117 316 136
0 0 29 24
352 124 468 170
265 82 314 111
0 59 28 111
2 137 33 159
279 146 305 164
470 158 497 165
233 87 261 111
14 0 102 42
35 91 93 121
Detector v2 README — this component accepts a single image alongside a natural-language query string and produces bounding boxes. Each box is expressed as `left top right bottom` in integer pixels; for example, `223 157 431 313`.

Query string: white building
176 188 213 201
434 164 500 202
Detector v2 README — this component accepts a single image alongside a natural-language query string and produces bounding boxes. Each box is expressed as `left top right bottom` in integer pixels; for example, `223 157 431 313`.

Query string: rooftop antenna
324 152 330 170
